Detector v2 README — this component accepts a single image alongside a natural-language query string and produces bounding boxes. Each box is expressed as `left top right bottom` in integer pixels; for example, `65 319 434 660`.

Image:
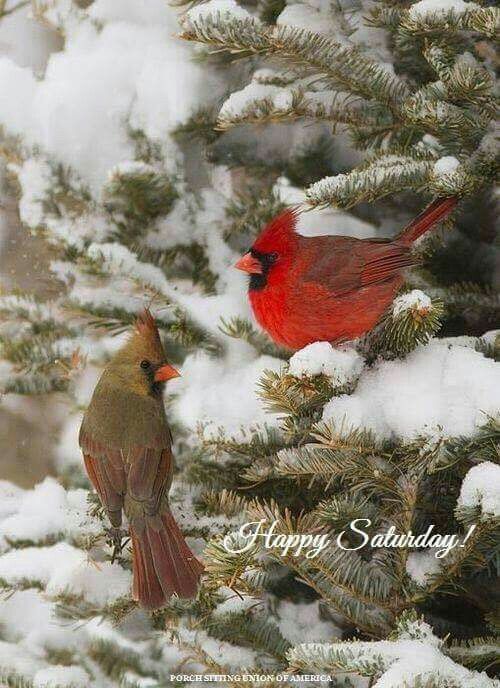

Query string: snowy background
0 0 499 686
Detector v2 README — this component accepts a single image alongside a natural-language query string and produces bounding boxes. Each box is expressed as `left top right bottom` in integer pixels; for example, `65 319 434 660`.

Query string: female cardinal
79 309 203 610
235 197 457 350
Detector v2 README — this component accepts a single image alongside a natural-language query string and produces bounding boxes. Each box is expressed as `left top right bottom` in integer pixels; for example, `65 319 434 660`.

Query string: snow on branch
287 612 500 687
306 156 434 209
270 26 410 109
402 2 499 38
288 342 364 387
181 10 409 108
181 0 498 209
402 89 489 152
425 51 496 116
180 4 269 55
217 79 388 130
322 338 500 442
372 290 445 358
217 84 306 128
456 461 500 521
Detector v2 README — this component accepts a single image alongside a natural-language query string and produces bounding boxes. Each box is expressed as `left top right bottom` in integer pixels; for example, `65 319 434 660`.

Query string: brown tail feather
397 196 458 246
130 511 203 610
130 527 165 610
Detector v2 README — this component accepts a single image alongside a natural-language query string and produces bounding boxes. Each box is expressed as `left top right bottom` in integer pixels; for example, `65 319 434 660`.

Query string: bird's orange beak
154 363 181 382
234 252 262 275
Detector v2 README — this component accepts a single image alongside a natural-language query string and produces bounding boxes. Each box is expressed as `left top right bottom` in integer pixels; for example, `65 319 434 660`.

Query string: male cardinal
79 310 203 610
235 197 457 350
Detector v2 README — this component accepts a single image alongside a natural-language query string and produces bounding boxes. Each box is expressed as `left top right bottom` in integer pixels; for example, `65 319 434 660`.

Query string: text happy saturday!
223 518 477 560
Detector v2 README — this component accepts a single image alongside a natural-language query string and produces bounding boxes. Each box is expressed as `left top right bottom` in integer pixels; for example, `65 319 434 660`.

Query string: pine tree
176 0 500 684
0 1 498 688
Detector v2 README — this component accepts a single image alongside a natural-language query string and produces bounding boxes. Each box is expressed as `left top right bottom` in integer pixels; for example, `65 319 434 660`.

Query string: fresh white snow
173 344 282 440
457 462 500 518
277 600 342 644
0 477 100 547
0 540 131 605
289 342 364 386
277 2 334 35
322 339 500 441
406 549 442 585
184 0 255 26
0 1 221 194
33 666 90 688
220 82 295 120
290 618 499 687
433 156 461 176
392 289 432 317
409 0 480 20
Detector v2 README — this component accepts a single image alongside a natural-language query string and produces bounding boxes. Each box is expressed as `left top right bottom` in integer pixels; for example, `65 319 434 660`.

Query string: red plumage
235 198 457 351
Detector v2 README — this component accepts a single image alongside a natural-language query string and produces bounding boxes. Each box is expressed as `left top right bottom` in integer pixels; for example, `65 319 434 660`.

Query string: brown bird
79 309 203 610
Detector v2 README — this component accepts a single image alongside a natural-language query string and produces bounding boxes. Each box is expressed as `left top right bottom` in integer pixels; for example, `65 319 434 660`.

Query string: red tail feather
397 196 458 245
130 511 203 610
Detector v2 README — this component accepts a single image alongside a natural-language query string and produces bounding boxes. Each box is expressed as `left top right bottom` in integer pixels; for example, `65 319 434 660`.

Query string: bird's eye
140 359 151 370
269 252 279 262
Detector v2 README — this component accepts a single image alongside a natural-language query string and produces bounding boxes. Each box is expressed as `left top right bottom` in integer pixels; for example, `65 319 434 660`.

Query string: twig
0 0 30 19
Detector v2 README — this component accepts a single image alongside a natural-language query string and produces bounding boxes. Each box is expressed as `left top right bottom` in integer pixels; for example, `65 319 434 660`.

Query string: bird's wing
80 430 127 527
80 429 173 525
126 445 173 510
358 240 417 288
301 236 416 297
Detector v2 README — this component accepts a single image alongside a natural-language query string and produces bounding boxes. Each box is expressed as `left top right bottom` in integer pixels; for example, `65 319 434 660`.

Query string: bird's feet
105 526 128 564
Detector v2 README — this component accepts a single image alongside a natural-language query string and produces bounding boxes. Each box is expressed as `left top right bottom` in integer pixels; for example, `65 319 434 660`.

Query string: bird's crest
127 308 165 361
135 308 160 340
252 207 300 253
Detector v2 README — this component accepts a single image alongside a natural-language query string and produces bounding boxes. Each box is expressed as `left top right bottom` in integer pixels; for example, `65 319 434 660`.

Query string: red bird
235 198 457 351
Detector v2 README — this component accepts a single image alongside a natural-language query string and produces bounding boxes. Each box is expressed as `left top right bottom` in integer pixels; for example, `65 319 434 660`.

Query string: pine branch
1 371 70 395
271 26 410 110
198 488 249 518
217 88 393 132
173 105 221 144
368 291 444 359
402 90 489 152
306 156 434 208
275 422 393 495
246 501 397 634
103 162 178 226
219 316 288 358
400 6 499 39
0 0 29 19
203 533 264 594
180 14 270 55
411 521 499 602
313 494 380 533
88 639 161 685
224 182 286 238
200 425 287 462
257 369 334 418
446 636 500 673
207 611 291 662
287 612 500 685
0 672 34 688
181 16 409 108
427 282 500 328
54 592 137 625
